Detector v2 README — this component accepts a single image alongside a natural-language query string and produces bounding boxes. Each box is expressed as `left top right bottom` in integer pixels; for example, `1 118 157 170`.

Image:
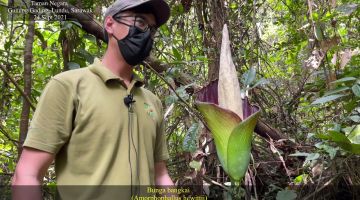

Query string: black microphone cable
127 110 133 198
125 93 140 197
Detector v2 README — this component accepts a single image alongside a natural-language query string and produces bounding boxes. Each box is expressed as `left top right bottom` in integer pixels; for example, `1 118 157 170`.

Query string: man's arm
154 161 174 186
12 147 54 200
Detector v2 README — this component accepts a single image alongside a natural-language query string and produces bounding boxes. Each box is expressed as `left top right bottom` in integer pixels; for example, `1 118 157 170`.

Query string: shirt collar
89 58 144 87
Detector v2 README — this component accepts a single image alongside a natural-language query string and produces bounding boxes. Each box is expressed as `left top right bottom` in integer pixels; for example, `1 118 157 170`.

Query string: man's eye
136 19 147 27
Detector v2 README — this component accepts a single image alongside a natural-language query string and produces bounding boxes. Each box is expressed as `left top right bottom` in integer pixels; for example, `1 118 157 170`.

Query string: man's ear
104 16 114 37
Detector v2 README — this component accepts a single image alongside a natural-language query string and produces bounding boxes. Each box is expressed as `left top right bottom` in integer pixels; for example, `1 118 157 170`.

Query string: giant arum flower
195 24 260 182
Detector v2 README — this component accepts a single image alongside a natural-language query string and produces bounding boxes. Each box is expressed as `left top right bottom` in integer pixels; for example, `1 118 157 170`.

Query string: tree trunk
0 0 15 119
61 34 70 71
206 0 226 81
0 65 9 118
18 14 35 157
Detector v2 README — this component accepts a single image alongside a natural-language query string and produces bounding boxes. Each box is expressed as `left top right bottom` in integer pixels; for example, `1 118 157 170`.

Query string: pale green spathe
196 102 260 181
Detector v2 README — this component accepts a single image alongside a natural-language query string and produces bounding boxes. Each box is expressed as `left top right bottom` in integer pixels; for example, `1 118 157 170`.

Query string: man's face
107 10 157 41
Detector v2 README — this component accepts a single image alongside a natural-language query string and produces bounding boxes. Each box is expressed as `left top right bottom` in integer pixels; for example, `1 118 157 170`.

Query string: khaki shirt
24 58 169 188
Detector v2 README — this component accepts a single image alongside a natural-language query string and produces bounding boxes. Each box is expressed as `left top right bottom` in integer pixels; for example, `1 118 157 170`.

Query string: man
12 0 174 199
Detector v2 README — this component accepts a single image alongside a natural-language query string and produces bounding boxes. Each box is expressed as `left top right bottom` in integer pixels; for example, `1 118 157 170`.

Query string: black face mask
113 26 154 66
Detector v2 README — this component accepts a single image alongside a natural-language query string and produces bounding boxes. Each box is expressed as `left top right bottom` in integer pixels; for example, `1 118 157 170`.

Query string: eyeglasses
113 15 157 36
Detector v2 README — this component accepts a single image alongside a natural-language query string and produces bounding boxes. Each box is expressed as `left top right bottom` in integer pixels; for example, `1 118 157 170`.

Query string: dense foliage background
0 0 359 199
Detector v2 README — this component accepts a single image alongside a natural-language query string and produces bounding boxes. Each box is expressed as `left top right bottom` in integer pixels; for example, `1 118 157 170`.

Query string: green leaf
311 94 346 105
333 123 342 132
325 146 338 159
0 4 7 28
344 99 358 112
314 23 323 41
304 153 320 163
70 21 82 28
227 110 260 181
159 25 171 37
78 48 94 64
316 143 339 159
250 78 269 89
348 125 360 144
195 56 208 63
61 21 73 30
172 47 182 61
276 190 297 200
352 84 360 97
319 129 360 154
348 144 360 154
83 34 96 43
329 130 351 144
165 95 178 106
294 174 308 184
349 115 360 123
171 3 184 16
175 84 192 100
336 3 358 16
312 12 319 21
243 67 256 87
230 3 238 9
8 159 15 171
328 131 358 153
183 123 201 152
324 86 350 96
4 41 10 51
331 77 356 84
